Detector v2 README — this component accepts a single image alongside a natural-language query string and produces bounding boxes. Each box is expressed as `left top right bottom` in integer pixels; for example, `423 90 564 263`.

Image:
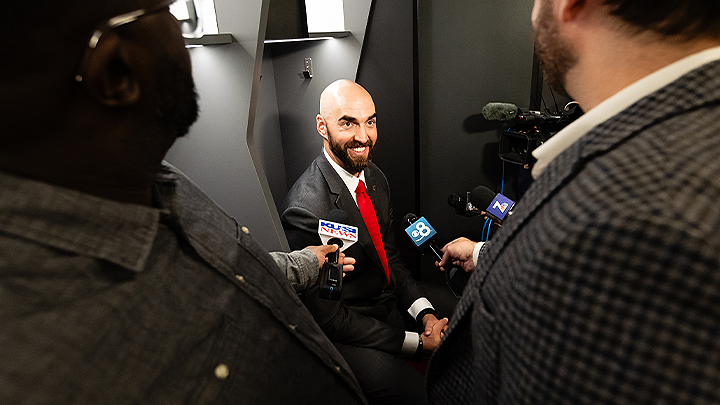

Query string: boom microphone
402 213 469 297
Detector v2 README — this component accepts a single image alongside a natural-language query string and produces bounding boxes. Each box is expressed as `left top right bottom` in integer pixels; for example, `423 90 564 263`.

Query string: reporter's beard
533 0 576 99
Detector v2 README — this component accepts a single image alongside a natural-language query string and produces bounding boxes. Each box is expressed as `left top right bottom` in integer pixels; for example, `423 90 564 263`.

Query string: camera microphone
482 102 561 127
482 102 519 121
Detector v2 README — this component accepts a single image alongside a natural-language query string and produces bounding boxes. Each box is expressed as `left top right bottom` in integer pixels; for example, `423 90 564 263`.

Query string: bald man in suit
281 80 447 405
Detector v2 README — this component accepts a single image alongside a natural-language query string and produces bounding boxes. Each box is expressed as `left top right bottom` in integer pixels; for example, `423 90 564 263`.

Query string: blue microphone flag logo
404 216 436 247
486 193 515 221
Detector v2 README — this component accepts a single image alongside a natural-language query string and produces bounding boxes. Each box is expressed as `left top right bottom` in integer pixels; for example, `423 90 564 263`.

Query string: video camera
482 101 582 165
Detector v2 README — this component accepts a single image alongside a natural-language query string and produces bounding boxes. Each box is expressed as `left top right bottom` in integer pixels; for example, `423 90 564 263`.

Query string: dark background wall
416 0 535 280
270 37 364 189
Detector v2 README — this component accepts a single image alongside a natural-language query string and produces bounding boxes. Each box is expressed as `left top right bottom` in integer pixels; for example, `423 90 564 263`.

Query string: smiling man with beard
0 1 367 404
281 80 448 405
428 0 720 404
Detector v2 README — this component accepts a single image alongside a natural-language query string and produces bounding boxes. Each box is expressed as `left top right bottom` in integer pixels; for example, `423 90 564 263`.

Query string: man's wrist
416 308 436 325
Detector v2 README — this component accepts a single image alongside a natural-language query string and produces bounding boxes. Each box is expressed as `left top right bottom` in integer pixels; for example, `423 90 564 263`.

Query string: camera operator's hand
306 245 355 275
436 237 477 274
420 316 448 352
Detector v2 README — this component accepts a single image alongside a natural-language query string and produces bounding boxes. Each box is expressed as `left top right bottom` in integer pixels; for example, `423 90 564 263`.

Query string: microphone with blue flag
402 213 469 297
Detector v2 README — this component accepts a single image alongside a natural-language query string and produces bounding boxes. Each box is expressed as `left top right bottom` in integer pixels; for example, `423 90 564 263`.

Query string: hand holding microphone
403 213 470 297
317 210 359 300
437 237 478 274
306 245 355 274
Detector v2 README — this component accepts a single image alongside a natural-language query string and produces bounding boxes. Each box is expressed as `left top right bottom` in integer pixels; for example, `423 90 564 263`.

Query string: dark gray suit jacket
281 152 426 355
428 59 720 404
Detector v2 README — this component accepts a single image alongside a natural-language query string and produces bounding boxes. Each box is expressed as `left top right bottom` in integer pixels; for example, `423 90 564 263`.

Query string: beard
327 128 375 175
534 0 577 99
154 56 199 138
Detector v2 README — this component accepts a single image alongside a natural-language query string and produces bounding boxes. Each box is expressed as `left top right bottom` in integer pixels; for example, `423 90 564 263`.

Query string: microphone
482 102 561 127
447 191 482 217
317 210 357 301
402 213 443 260
470 186 516 224
402 213 469 297
481 102 519 121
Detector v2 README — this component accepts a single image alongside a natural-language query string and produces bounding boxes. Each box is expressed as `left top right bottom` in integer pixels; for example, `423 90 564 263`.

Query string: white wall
165 0 288 251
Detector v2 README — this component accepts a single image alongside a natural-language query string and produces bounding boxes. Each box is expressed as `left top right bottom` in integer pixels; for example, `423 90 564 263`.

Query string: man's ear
317 114 328 140
558 0 586 22
83 34 141 106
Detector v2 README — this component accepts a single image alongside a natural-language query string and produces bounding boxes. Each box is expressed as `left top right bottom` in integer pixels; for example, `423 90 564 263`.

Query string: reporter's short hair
603 0 720 39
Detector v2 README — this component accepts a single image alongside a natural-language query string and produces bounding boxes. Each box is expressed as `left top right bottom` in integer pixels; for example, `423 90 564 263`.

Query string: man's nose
355 126 369 143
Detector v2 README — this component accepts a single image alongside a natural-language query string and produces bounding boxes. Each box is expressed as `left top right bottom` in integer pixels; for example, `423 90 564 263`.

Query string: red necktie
356 180 390 282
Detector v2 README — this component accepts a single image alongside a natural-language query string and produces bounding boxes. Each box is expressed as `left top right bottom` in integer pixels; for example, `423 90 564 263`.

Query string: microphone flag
318 220 358 251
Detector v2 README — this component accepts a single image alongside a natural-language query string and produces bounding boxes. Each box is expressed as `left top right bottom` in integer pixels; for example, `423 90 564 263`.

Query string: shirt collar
0 170 164 273
323 147 366 205
532 45 720 178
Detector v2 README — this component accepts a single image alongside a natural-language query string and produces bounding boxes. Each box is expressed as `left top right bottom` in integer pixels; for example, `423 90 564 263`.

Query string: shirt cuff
472 241 486 267
401 331 420 357
407 298 434 320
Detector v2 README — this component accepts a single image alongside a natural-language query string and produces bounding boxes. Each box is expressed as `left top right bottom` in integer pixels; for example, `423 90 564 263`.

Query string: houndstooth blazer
427 59 720 404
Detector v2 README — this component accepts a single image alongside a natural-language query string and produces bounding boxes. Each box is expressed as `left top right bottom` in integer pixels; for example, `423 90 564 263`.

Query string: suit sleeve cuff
407 298 434 321
401 331 420 357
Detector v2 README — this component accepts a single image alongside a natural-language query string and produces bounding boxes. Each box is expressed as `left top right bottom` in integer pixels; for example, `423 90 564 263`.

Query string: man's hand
306 245 355 275
422 313 447 338
420 315 448 352
436 237 477 274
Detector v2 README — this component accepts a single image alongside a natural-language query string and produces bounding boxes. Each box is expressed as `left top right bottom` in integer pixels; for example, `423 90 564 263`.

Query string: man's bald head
317 80 377 176
319 80 375 119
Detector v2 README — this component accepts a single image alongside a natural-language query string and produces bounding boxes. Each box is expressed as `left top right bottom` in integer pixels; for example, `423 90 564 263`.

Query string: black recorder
319 238 344 300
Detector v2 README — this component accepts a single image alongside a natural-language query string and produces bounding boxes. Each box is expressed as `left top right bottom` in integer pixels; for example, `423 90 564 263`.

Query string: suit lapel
316 154 386 273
